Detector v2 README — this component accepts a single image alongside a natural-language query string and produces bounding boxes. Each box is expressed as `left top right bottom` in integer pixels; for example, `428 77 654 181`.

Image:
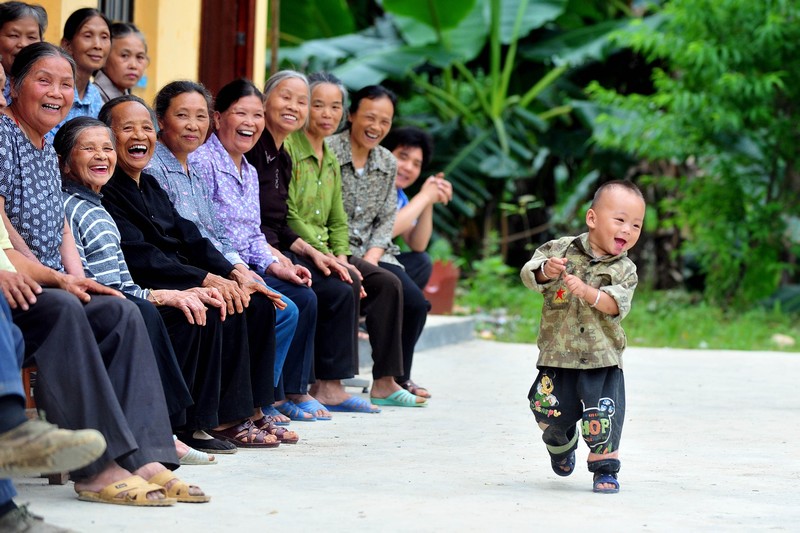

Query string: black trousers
349 257 404 379
13 289 177 479
295 255 360 381
397 251 433 291
528 366 625 458
157 305 225 431
264 255 317 395
379 261 428 384
125 295 193 427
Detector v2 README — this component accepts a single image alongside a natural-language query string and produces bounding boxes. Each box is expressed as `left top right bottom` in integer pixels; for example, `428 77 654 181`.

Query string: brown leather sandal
253 416 299 444
399 380 432 399
208 419 279 448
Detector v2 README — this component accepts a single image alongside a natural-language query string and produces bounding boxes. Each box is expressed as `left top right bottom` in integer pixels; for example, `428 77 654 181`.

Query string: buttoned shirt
245 130 301 250
520 233 638 370
327 131 400 265
284 131 350 256
63 182 149 299
148 141 250 268
189 134 277 274
45 82 104 143
0 114 63 270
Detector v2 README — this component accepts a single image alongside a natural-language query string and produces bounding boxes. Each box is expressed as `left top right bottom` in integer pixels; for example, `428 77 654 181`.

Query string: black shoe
175 430 237 454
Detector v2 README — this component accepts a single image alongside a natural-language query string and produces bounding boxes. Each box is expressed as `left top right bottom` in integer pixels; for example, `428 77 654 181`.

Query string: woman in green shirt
285 73 378 413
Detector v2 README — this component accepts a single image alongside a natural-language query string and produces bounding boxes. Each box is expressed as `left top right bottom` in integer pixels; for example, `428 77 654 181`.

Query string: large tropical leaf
382 0 478 32
278 0 355 44
497 0 569 44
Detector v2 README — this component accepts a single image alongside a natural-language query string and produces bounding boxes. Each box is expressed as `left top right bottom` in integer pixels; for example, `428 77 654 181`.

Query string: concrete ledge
357 314 475 369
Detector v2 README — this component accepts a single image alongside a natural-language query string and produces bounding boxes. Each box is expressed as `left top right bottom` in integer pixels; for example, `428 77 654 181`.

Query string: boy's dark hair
381 126 434 169
591 180 644 208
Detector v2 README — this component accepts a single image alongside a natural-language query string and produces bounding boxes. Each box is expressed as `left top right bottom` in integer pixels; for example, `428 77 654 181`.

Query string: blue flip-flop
370 389 427 407
593 472 620 494
323 396 381 413
275 401 316 421
263 405 290 426
295 399 332 420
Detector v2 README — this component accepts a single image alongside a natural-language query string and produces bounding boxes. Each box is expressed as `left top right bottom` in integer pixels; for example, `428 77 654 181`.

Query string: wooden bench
21 367 69 485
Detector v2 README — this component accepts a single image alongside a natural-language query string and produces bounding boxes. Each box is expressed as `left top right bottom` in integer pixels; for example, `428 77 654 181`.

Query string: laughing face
348 96 394 153
62 16 110 76
392 145 424 190
264 77 308 139
108 100 156 177
63 126 116 193
11 56 74 138
214 94 265 157
586 185 645 257
158 91 209 159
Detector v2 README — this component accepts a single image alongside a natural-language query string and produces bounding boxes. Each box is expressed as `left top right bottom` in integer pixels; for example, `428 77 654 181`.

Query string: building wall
29 0 268 102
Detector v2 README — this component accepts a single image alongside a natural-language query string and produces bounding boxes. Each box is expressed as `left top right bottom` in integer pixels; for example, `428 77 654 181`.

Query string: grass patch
455 282 800 352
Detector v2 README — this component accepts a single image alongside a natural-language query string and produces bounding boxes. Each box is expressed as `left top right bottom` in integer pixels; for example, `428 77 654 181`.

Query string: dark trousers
397 251 433 291
348 257 404 379
295 255 360 380
157 305 225 431
262 270 317 396
13 289 177 479
125 295 193 427
216 293 277 422
379 261 429 383
528 366 625 458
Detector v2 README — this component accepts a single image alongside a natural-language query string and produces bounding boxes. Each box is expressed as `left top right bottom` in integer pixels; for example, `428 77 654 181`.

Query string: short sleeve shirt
327 131 400 265
0 114 64 270
520 233 638 370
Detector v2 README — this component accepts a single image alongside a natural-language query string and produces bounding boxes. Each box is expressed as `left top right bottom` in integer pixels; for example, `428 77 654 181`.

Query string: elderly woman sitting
0 41 201 506
56 116 239 464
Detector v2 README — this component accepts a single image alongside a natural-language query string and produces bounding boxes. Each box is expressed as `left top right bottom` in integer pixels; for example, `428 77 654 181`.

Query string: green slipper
370 389 427 407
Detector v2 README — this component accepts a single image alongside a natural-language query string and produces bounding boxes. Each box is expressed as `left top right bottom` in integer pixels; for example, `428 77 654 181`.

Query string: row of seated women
0 2 451 512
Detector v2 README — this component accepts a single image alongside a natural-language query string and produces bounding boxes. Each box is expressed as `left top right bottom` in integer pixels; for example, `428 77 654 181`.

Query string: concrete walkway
12 340 800 532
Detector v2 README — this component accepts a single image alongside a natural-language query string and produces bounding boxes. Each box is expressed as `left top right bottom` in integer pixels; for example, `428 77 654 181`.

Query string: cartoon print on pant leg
530 371 562 418
581 397 615 452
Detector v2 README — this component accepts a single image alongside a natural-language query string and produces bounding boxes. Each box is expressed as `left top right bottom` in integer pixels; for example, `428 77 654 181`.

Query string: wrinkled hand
267 261 312 287
202 273 249 314
231 268 288 310
311 253 352 283
0 270 41 311
157 289 209 325
186 286 226 320
58 274 123 303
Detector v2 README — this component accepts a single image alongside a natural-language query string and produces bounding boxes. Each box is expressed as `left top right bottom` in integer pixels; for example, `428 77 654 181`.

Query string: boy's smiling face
586 186 645 257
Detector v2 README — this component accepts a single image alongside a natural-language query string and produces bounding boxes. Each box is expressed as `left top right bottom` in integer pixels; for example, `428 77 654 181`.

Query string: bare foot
588 452 619 491
134 462 206 498
286 393 331 419
73 462 166 502
370 376 426 404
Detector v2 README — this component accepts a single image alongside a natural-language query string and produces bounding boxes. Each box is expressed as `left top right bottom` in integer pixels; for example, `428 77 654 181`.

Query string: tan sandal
148 470 210 503
77 475 176 506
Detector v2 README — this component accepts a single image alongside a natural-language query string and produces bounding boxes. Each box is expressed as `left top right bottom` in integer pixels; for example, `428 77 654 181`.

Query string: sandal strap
98 475 166 502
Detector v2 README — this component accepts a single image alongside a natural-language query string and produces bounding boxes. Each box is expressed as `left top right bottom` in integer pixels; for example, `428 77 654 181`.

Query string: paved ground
12 340 800 532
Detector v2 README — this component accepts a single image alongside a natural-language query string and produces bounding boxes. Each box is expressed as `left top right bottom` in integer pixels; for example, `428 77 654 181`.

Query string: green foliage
457 281 800 351
587 0 800 303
